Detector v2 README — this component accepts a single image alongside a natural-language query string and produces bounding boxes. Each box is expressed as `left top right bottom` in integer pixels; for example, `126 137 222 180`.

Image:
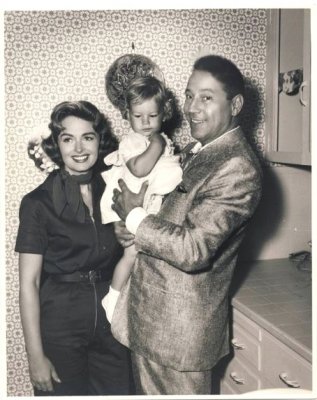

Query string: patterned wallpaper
5 9 267 396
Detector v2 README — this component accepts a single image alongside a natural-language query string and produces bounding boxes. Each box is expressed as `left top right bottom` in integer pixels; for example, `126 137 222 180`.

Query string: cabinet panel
279 10 304 69
265 9 311 165
261 329 312 390
233 308 261 340
232 323 260 369
220 380 237 395
278 10 305 153
221 355 260 393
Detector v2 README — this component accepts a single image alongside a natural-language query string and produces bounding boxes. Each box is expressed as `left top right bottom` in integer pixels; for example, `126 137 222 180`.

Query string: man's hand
112 179 148 221
114 221 135 248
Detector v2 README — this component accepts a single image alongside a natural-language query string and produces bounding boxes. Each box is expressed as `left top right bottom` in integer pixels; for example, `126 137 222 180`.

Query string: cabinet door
265 9 311 165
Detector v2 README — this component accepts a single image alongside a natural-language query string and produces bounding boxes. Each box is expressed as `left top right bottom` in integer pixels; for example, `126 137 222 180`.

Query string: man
110 55 262 395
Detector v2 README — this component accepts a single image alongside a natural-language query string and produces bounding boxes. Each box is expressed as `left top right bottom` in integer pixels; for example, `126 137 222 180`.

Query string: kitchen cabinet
265 9 311 166
219 259 312 395
220 309 312 394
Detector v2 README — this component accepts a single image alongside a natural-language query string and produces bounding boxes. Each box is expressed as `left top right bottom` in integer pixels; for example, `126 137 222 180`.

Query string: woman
15 101 133 396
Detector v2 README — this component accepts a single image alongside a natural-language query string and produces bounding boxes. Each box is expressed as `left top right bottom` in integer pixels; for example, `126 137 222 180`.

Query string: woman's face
57 116 100 175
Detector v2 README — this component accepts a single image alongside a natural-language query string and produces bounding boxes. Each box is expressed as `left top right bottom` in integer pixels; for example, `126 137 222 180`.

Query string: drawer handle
279 372 300 388
230 372 245 385
231 338 245 350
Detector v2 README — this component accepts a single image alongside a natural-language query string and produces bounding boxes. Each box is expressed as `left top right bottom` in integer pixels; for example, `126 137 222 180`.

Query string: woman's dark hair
123 76 173 121
193 55 245 99
42 100 117 170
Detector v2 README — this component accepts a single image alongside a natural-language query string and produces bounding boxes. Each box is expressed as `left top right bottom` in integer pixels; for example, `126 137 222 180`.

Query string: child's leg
102 245 137 323
111 245 137 291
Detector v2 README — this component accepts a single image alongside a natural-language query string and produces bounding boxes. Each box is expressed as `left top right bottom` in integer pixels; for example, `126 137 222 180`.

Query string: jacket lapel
184 127 243 174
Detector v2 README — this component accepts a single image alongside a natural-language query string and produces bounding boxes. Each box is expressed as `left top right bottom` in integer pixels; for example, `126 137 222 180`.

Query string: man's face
184 70 237 146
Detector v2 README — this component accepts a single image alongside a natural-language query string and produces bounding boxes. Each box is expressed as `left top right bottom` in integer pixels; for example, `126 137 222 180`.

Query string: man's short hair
193 55 245 99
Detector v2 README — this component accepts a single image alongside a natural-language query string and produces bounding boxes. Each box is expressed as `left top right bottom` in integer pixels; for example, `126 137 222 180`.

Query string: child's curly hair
123 76 173 121
105 53 165 117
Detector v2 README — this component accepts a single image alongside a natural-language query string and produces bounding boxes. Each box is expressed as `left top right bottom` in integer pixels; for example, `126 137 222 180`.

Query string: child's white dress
100 130 183 224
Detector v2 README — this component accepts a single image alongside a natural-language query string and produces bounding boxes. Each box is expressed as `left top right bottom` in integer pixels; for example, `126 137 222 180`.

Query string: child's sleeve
119 135 148 164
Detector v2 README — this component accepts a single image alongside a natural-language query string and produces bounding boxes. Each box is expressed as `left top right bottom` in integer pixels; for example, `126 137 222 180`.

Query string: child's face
127 97 164 137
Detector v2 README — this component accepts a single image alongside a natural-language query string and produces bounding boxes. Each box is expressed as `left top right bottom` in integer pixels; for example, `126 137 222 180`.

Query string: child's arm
111 245 137 291
126 133 166 177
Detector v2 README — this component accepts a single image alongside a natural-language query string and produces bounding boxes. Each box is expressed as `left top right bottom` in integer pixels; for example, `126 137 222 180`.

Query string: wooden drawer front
220 380 238 395
233 308 261 340
261 331 312 390
222 355 260 393
232 322 260 369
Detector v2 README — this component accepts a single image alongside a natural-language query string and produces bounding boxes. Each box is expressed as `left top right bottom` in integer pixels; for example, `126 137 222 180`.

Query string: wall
3 8 310 397
239 164 312 260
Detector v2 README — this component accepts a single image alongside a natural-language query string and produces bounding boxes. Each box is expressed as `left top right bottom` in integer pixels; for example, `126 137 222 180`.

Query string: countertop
230 258 312 362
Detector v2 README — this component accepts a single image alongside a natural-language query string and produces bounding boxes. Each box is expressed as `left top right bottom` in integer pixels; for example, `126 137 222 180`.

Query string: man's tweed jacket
111 127 262 372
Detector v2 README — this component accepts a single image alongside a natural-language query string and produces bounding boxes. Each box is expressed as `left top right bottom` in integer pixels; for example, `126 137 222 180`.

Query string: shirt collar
190 126 240 154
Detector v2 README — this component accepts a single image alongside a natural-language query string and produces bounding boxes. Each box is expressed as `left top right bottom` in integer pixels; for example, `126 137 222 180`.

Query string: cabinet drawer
220 379 238 395
222 355 260 393
233 308 261 340
261 330 312 390
232 322 260 369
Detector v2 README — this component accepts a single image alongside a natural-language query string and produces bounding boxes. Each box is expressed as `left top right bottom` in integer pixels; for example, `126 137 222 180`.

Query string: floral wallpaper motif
5 9 267 396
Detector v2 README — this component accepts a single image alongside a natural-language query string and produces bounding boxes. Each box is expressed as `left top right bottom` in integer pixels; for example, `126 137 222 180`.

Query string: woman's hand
18 253 61 393
28 353 61 392
114 221 135 248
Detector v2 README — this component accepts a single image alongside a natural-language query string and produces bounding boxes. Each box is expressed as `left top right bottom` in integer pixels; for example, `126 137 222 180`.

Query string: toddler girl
101 76 182 322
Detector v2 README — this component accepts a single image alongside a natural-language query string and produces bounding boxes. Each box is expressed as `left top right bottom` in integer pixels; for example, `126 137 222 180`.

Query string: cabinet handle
279 372 300 388
230 372 245 385
299 81 308 106
231 338 245 350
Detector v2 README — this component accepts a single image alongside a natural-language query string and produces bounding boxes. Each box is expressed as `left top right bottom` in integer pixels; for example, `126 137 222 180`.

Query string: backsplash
239 164 311 260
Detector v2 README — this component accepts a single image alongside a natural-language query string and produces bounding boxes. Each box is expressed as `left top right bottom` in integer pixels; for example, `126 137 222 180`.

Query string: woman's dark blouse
15 170 122 276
